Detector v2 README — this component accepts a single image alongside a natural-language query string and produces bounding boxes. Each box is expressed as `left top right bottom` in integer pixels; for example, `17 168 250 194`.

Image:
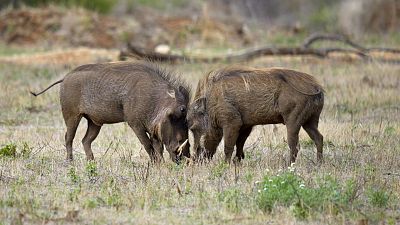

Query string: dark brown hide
31 61 190 163
187 66 324 164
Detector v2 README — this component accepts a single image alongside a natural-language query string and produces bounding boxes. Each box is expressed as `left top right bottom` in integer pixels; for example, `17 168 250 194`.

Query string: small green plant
67 167 80 184
68 185 81 202
168 161 185 172
20 142 32 158
0 142 32 158
106 191 122 208
86 161 98 181
101 178 123 208
217 187 246 213
210 161 229 179
256 168 304 213
0 143 17 157
367 188 390 208
84 197 105 209
85 199 98 209
384 126 396 136
256 167 360 219
244 171 254 183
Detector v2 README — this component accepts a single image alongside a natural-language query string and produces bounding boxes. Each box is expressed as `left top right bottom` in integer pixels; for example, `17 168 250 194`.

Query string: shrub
367 188 390 208
0 142 32 158
0 143 17 157
256 166 359 219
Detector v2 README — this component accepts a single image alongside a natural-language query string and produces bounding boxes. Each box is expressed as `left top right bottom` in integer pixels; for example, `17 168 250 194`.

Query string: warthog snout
167 139 190 163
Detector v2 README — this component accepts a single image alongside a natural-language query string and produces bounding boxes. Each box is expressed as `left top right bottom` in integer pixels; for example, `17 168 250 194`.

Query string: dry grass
0 55 399 224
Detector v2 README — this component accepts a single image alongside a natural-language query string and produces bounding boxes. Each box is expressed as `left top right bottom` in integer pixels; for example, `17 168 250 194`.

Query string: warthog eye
180 106 186 113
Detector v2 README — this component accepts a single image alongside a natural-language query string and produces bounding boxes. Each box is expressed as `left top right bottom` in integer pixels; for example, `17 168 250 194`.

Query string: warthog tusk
177 139 188 156
167 90 175 99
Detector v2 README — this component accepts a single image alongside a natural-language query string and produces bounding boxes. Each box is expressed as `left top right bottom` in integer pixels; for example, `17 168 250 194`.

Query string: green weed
0 143 17 158
384 126 396 136
209 161 229 179
68 185 82 202
256 168 360 219
20 142 32 158
86 161 98 181
218 187 246 213
0 142 31 158
103 178 123 208
67 167 80 184
367 188 390 208
84 197 105 209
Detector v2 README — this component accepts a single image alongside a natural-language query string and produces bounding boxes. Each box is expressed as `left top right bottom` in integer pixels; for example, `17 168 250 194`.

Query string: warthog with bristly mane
187 66 324 164
31 61 190 163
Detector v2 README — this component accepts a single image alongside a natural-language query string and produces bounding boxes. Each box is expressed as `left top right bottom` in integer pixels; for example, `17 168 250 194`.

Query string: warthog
187 66 324 164
31 61 190 163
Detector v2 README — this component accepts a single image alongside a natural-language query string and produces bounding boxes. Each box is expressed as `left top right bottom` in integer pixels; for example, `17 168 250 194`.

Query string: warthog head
155 86 190 163
187 97 209 159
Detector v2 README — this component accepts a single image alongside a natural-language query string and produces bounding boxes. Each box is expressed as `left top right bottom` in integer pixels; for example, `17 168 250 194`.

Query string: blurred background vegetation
10 0 117 13
0 0 399 51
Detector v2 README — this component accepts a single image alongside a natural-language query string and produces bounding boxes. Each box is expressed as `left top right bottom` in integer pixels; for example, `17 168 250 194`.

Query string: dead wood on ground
120 33 400 64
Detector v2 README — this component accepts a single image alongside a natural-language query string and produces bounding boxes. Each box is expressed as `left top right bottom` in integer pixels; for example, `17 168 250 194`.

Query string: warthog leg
285 105 309 164
129 123 160 163
202 134 222 160
302 116 323 163
82 118 101 161
64 115 82 161
151 138 164 161
287 125 301 164
223 123 242 163
235 126 253 161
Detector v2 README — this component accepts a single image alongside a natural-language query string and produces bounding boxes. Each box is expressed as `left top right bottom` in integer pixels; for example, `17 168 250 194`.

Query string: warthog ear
167 89 175 99
194 97 206 112
178 86 189 101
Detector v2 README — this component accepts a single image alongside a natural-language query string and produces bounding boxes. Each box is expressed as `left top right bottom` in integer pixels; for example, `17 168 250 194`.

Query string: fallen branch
120 33 400 63
302 33 367 51
303 33 400 54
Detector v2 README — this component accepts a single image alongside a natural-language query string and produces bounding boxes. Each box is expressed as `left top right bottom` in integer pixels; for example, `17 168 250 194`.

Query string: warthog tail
30 79 64 97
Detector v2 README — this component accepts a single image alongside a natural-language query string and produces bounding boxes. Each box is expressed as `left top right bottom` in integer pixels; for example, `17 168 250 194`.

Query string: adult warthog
187 66 324 164
31 61 190 163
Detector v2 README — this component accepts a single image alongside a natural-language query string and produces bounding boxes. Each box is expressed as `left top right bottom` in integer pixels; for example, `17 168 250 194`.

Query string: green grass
0 48 399 224
0 43 48 57
255 168 388 220
20 0 116 14
128 0 187 10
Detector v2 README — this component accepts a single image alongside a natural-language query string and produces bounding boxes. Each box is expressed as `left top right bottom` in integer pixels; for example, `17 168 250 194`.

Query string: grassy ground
0 53 399 224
